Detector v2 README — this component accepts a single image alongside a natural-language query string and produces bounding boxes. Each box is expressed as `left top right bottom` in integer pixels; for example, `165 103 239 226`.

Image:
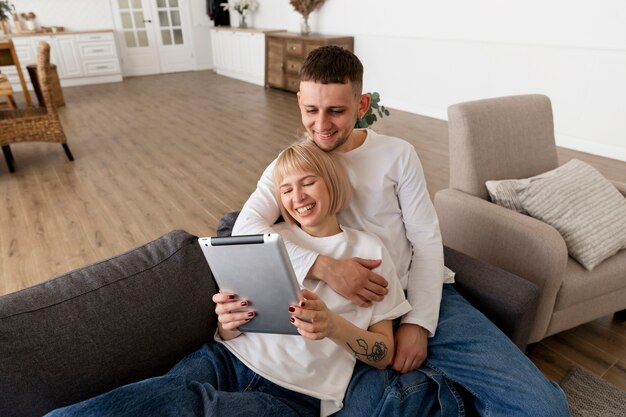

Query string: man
233 46 570 416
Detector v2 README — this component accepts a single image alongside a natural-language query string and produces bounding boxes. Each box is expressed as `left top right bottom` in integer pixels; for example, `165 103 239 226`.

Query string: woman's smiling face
278 170 339 237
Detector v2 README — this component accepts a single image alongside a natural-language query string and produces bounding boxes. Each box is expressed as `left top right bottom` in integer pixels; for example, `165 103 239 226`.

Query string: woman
215 140 411 416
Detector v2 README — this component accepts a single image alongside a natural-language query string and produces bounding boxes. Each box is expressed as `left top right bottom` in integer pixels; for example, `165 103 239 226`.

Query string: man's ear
297 91 302 105
358 93 371 118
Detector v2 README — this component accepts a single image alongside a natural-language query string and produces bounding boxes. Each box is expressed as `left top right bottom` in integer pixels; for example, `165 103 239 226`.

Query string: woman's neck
300 216 342 238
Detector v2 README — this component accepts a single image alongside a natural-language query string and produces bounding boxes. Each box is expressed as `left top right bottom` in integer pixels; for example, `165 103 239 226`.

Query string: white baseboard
195 64 214 71
214 69 264 87
60 75 123 88
555 134 626 162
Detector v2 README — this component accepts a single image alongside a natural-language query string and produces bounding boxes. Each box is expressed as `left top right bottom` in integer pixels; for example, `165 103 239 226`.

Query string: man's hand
308 255 388 307
392 323 428 373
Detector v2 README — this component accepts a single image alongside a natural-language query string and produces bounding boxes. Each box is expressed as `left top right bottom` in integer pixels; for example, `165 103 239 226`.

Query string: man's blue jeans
338 285 571 417
45 343 319 417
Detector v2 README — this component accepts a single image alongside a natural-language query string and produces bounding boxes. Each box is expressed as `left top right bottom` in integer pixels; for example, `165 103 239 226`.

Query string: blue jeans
45 343 319 417
337 285 571 417
337 361 460 417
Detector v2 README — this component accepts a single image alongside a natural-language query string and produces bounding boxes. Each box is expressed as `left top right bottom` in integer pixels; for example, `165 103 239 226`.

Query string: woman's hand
212 292 255 339
289 289 337 340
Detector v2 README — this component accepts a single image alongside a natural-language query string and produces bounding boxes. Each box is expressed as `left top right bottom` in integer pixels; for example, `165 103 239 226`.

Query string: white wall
9 0 115 30
253 0 626 161
8 0 626 160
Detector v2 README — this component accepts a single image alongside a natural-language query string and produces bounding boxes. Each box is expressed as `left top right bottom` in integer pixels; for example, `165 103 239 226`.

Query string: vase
24 19 37 32
238 14 247 29
300 15 310 36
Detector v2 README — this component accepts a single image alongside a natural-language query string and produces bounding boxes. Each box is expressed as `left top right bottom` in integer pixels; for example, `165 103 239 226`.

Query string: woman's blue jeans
45 343 319 417
337 285 571 417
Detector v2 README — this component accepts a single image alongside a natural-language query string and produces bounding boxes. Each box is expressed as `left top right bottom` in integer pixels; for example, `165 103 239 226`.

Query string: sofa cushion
0 230 218 417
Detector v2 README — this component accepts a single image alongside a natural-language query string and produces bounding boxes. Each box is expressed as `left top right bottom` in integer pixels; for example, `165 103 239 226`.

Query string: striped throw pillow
486 167 559 214
518 159 626 270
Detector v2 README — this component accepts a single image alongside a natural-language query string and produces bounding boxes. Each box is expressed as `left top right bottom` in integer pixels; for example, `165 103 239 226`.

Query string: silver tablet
198 233 301 335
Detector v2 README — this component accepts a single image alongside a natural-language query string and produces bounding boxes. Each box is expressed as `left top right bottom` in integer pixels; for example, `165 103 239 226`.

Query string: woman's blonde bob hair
273 139 351 225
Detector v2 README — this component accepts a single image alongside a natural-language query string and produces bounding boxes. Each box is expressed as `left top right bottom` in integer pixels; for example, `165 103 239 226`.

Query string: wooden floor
1 70 624 391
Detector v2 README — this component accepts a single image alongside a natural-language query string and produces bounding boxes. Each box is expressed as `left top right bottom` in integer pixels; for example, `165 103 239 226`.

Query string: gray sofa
0 219 539 417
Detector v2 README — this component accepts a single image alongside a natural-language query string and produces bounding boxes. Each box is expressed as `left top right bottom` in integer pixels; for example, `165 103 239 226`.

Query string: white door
111 0 195 76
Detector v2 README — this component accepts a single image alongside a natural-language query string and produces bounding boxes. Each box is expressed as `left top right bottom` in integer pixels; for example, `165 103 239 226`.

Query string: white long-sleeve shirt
233 129 454 335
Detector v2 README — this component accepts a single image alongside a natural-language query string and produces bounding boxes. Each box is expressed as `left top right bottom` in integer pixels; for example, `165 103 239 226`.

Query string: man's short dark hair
299 46 363 95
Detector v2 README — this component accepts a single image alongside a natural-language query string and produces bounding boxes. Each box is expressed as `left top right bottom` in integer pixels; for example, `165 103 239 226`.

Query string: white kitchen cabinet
1 30 122 93
55 35 83 78
210 27 284 86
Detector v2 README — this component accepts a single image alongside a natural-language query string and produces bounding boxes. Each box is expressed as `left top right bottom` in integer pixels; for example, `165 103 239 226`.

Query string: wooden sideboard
265 32 353 93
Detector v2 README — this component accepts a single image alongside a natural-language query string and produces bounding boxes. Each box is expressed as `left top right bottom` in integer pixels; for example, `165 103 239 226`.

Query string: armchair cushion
518 159 626 271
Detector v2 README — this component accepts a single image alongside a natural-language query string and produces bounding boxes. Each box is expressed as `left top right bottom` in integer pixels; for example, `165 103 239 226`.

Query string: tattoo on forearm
347 339 388 362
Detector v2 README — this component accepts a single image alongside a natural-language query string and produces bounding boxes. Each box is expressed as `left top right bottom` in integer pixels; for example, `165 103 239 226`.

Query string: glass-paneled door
111 0 194 76
152 0 194 73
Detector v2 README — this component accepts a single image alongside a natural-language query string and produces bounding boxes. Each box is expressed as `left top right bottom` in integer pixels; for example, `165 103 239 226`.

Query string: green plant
355 92 391 128
0 0 15 22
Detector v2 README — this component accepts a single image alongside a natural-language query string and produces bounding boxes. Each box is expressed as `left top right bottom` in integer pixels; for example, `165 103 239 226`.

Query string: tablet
198 234 301 335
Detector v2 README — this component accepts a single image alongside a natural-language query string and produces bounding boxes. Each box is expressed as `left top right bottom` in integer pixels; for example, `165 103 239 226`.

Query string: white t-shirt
219 224 411 417
233 129 454 336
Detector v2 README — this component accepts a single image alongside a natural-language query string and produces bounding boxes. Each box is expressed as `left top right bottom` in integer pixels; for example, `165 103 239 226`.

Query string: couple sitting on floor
46 46 570 417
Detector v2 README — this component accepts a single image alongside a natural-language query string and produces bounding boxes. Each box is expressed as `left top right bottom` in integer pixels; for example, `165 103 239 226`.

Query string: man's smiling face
298 81 369 153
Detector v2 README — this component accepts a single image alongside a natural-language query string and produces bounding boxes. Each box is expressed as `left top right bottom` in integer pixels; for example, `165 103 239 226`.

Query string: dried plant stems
289 0 325 18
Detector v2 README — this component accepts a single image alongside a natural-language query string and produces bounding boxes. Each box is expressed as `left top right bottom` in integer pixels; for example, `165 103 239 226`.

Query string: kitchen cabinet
1 30 122 92
210 27 284 86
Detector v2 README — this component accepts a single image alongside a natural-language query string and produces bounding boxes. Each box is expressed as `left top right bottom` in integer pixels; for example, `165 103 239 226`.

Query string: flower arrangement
19 11 37 31
221 0 258 28
289 0 325 35
20 12 35 21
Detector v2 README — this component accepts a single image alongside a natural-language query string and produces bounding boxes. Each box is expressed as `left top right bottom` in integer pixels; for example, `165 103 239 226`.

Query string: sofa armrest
445 246 539 351
434 188 568 341
0 230 218 417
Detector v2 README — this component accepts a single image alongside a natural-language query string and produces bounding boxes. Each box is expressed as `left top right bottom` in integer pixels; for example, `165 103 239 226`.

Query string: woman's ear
358 93 371 118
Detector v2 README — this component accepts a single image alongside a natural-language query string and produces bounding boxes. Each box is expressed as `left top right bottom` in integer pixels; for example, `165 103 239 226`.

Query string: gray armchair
434 94 626 343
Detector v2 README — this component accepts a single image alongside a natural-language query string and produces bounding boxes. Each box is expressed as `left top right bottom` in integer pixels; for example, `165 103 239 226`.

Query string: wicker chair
0 41 74 173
